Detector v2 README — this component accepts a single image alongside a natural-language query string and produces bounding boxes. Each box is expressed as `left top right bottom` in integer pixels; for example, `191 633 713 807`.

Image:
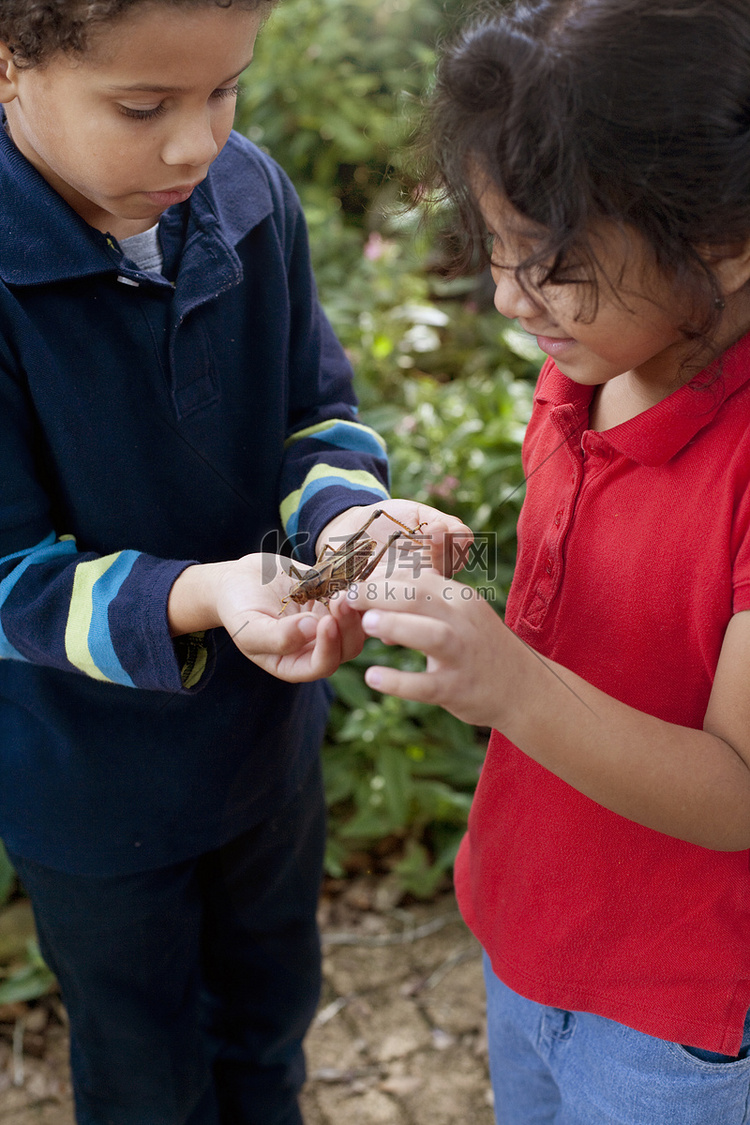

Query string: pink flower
429 475 460 500
364 232 386 261
398 415 417 434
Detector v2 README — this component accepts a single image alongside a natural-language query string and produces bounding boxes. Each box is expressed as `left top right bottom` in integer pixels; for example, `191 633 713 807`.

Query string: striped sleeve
273 170 391 562
0 533 210 692
279 415 390 561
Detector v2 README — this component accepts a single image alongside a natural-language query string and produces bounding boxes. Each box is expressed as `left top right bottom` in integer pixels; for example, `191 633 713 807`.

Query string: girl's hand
170 554 366 683
316 500 473 579
336 570 515 728
340 577 750 851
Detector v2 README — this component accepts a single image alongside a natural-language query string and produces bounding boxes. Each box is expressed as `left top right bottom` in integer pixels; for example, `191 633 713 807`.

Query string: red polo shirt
455 333 750 1054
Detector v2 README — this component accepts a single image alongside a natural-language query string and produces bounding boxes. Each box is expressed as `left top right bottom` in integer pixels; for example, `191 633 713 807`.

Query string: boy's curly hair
0 0 270 66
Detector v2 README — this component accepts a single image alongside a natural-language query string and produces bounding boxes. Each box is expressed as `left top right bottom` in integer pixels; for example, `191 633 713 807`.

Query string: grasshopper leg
357 530 403 582
364 510 428 539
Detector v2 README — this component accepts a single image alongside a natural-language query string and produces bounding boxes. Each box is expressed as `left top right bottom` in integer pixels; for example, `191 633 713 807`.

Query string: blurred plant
237 0 464 218
0 941 55 1006
372 366 533 606
0 841 13 908
321 326 538 893
315 217 539 607
323 642 482 897
313 210 541 391
0 845 55 1004
239 0 545 894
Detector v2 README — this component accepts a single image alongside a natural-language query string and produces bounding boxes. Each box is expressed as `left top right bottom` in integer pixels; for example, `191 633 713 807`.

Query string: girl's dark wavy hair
0 0 270 67
421 0 750 337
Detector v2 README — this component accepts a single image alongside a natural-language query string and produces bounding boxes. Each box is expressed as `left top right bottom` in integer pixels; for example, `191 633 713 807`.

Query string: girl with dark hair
344 0 750 1118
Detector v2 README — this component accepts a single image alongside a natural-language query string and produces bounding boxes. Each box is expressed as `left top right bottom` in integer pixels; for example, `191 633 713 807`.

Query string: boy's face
0 2 264 239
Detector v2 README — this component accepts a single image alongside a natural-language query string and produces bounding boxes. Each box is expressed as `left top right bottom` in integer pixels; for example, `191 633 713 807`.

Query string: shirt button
554 512 562 526
545 558 553 574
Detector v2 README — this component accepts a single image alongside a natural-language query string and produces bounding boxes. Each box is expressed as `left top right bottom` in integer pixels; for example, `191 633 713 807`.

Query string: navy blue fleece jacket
0 126 389 873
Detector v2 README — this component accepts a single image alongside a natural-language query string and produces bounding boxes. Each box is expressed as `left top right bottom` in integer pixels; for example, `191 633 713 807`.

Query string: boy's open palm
170 554 365 683
214 554 367 682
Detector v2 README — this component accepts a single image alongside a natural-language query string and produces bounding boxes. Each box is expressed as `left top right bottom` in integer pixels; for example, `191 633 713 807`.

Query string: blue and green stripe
0 533 77 662
284 419 387 457
64 551 139 685
280 464 389 540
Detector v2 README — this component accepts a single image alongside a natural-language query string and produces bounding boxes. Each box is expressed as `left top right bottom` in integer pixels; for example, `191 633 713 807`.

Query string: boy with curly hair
0 1 466 1121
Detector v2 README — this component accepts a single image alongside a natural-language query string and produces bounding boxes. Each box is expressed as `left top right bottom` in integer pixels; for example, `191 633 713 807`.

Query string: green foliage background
0 0 540 1001
237 0 540 895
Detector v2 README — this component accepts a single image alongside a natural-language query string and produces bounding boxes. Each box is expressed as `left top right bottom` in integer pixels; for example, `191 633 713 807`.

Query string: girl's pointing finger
361 609 452 656
364 663 440 703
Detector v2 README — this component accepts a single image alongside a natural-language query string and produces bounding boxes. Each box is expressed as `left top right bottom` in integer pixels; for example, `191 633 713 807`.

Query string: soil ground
0 881 493 1125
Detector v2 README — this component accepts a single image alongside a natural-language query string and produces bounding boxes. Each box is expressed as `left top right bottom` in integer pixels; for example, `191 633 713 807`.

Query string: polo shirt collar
193 134 275 247
0 120 117 285
0 121 273 287
536 330 750 467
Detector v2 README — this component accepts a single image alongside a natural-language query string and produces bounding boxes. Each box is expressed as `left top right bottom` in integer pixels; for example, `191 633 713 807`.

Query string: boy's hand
316 500 473 579
169 554 366 683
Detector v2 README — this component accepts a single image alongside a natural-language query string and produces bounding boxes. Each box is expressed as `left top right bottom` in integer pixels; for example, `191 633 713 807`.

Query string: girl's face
480 190 699 405
0 3 265 239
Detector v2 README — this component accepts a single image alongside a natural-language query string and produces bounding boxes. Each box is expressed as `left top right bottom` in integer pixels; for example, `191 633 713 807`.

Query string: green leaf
323 836 349 878
330 665 373 709
0 964 55 1005
375 745 412 827
0 841 14 908
0 941 55 1005
0 900 36 965
392 840 446 899
321 745 359 806
236 0 532 891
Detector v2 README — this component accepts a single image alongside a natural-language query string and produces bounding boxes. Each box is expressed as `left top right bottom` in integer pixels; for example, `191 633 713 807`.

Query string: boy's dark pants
8 759 326 1125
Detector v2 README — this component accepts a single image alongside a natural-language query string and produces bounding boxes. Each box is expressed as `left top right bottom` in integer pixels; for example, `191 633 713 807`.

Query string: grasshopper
278 509 427 614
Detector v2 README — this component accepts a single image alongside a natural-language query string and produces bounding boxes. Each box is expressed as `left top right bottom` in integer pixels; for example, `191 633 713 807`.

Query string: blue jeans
484 953 750 1124
9 759 326 1125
